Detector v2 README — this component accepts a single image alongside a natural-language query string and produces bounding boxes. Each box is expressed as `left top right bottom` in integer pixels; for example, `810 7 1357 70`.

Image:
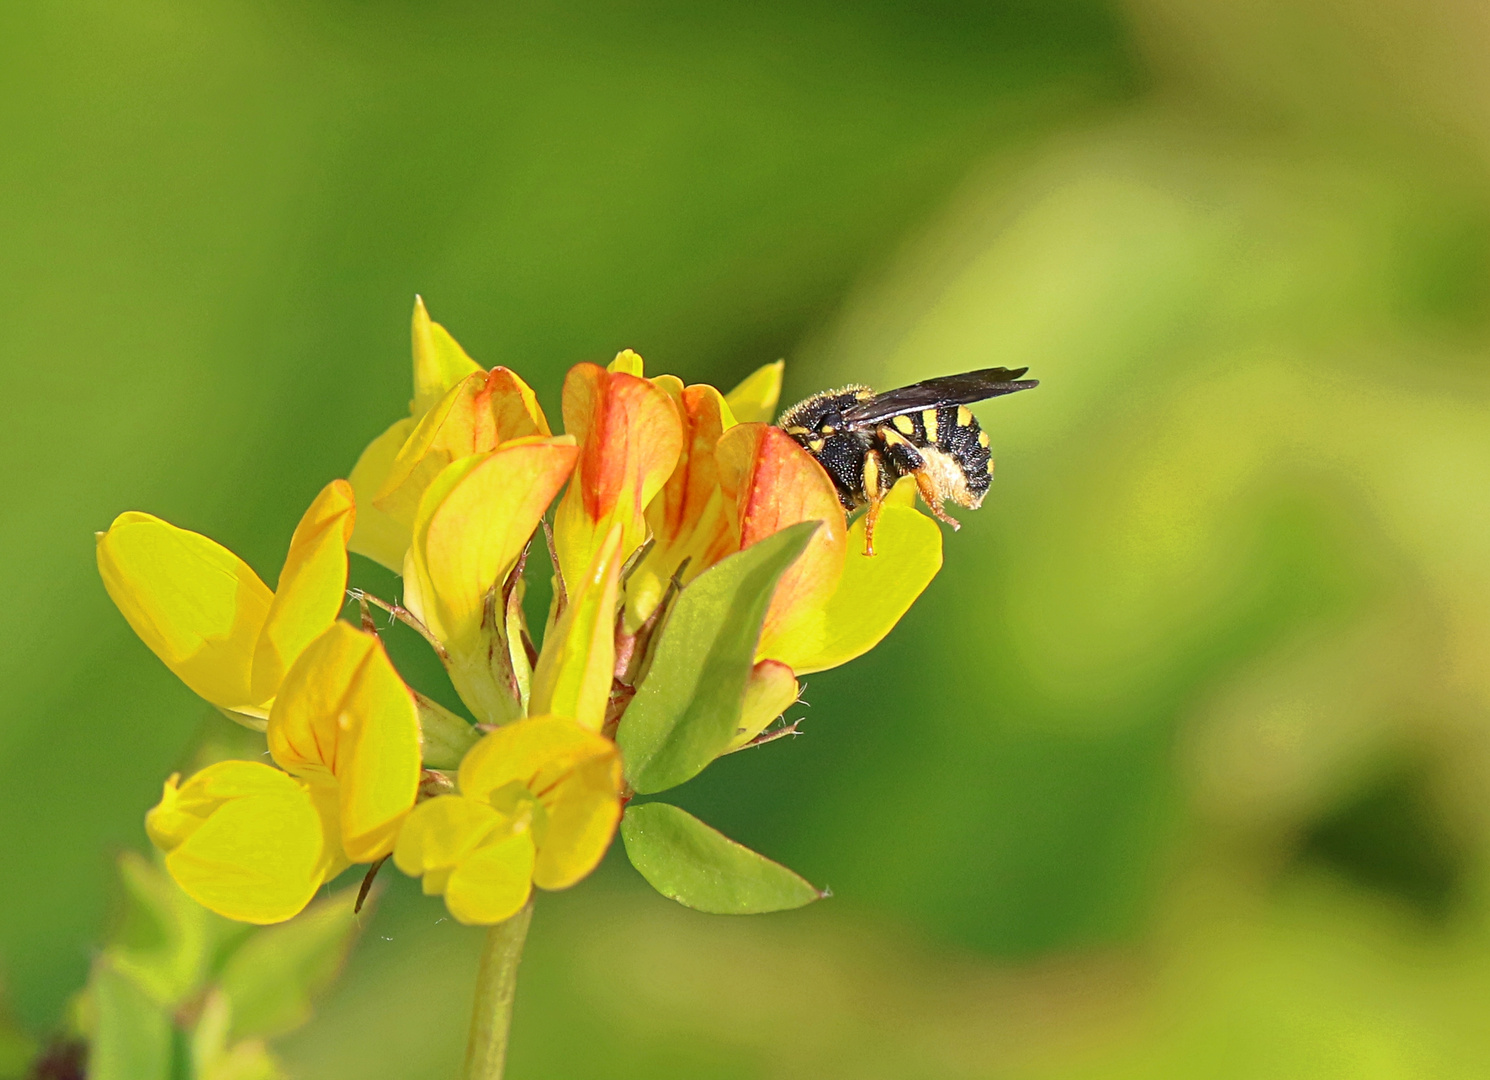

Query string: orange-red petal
716 423 846 653
553 362 683 587
627 379 740 624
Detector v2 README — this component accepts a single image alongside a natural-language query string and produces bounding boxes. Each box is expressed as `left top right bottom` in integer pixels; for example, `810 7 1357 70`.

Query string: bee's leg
861 448 887 556
863 493 886 556
914 470 962 530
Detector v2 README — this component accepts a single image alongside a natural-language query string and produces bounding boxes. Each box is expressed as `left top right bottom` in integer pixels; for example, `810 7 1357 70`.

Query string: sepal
413 692 479 770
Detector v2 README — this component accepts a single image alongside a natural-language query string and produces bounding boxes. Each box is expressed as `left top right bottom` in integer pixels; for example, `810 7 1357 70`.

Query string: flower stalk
462 898 534 1080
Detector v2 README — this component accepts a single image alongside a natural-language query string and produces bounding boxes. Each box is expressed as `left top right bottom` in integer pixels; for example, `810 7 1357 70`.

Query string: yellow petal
377 369 553 533
409 438 577 648
723 359 785 424
422 866 453 896
457 715 617 803
348 417 416 572
97 512 272 715
144 773 196 851
411 296 482 415
884 472 920 508
528 526 623 732
727 659 799 750
392 794 503 877
760 503 942 674
531 751 622 890
304 779 352 884
552 363 683 587
444 832 536 925
266 622 421 862
375 374 478 530
606 349 645 377
250 481 355 705
146 761 324 925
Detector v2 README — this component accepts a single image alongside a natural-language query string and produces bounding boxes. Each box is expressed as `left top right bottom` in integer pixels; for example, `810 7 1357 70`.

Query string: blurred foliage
32 854 363 1080
7 0 1490 1076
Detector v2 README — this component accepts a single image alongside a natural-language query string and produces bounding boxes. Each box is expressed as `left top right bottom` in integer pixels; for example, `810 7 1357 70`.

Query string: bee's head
777 385 871 434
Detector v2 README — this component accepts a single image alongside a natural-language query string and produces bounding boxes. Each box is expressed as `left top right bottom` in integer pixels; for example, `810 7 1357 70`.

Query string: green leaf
87 961 173 1080
215 887 362 1041
104 852 240 1009
618 522 816 794
620 802 824 914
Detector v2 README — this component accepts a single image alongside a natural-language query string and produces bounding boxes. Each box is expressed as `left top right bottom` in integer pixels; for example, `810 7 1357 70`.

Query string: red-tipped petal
553 363 683 586
717 424 846 651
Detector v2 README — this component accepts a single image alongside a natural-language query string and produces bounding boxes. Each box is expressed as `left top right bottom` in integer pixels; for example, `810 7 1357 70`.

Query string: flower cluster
99 298 943 927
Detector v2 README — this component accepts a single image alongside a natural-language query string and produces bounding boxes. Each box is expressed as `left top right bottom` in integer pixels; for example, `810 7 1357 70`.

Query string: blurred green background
6 0 1490 1075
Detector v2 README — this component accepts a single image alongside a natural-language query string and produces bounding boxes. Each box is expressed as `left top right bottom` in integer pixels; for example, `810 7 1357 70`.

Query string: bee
778 366 1038 555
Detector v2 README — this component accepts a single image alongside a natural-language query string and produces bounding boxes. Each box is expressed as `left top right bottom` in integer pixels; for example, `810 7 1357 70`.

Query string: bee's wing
840 367 1038 427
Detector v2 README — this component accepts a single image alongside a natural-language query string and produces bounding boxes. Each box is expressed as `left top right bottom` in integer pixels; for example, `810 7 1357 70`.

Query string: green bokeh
7 0 1490 1076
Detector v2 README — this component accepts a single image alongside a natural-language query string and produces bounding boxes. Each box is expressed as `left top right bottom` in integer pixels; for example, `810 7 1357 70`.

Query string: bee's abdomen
885 405 992 495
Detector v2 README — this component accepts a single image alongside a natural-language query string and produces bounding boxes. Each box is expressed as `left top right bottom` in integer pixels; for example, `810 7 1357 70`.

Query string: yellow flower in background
551 352 684 589
97 480 355 728
348 297 550 573
145 622 421 924
394 715 622 925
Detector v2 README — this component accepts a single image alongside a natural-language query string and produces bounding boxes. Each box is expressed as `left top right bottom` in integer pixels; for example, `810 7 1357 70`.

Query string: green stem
461 897 534 1080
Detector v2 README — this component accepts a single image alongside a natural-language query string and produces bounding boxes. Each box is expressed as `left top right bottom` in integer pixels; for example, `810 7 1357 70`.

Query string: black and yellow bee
778 367 1038 555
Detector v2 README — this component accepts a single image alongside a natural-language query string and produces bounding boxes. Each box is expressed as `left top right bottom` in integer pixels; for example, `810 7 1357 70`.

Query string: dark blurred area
5 0 1490 1075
